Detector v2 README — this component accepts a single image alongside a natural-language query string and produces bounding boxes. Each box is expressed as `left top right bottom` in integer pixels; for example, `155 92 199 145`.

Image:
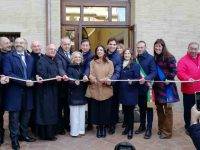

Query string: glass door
61 26 79 51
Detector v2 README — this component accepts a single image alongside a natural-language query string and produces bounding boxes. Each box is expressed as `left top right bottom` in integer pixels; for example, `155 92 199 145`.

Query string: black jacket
67 64 87 106
35 55 59 125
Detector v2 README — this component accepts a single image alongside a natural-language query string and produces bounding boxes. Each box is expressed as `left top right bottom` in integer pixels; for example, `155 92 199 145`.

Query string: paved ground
0 104 196 150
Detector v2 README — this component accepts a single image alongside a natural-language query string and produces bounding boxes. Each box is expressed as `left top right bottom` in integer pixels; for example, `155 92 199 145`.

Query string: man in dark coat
3 38 36 150
29 40 43 134
135 41 157 139
35 44 62 141
56 37 72 134
0 37 12 145
106 37 122 134
80 39 94 130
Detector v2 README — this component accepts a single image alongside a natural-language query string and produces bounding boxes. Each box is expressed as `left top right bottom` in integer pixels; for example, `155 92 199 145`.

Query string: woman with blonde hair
67 51 88 137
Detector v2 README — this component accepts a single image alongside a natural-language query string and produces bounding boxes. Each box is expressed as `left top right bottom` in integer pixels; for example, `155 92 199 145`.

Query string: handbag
157 65 179 103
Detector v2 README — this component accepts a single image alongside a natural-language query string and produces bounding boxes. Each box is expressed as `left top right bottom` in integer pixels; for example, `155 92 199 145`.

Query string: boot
102 126 106 138
144 129 152 139
127 129 133 139
96 126 101 138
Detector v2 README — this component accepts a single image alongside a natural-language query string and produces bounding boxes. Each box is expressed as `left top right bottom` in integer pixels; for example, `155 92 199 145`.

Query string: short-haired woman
67 51 88 137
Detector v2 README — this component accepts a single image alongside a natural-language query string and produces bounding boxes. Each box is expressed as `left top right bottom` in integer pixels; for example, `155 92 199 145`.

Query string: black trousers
123 105 135 129
183 93 195 130
57 97 70 131
87 97 92 125
9 110 31 141
138 94 153 130
110 93 119 126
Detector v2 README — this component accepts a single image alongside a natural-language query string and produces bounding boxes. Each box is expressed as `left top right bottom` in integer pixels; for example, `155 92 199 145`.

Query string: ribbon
1 75 200 83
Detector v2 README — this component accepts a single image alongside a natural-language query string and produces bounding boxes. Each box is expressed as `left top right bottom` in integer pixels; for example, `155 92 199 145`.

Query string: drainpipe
45 0 51 45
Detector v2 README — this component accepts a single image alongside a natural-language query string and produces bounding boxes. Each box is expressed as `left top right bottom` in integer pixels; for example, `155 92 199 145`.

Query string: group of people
0 36 200 150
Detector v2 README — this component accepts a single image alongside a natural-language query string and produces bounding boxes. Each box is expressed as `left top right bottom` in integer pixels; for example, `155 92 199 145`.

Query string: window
83 7 108 21
112 7 126 22
65 6 80 21
0 32 20 42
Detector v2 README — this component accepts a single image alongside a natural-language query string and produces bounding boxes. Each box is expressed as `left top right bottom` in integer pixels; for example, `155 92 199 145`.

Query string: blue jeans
138 94 153 130
9 110 31 141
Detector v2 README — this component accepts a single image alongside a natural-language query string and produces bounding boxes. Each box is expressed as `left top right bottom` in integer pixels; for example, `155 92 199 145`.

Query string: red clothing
177 53 200 94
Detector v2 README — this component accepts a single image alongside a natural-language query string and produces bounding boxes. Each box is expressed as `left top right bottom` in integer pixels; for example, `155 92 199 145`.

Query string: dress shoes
19 136 36 142
12 140 20 150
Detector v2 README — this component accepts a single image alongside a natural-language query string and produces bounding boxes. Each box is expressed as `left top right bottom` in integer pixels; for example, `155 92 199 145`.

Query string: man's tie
20 54 27 79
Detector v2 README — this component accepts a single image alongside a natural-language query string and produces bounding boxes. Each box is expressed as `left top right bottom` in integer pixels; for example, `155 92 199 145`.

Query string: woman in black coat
35 44 62 141
118 49 140 139
67 51 87 137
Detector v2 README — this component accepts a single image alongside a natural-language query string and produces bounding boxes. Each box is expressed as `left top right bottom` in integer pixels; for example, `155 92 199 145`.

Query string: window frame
61 0 130 26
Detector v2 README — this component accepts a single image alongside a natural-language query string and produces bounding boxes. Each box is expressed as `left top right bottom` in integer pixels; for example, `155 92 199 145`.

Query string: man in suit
3 38 36 150
0 37 12 145
135 41 157 139
80 39 94 131
56 37 72 134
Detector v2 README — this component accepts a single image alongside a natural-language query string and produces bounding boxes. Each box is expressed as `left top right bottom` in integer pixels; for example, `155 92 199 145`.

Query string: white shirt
123 60 129 68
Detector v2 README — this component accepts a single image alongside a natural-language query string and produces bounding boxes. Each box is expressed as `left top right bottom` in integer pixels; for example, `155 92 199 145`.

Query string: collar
138 51 148 58
17 51 25 56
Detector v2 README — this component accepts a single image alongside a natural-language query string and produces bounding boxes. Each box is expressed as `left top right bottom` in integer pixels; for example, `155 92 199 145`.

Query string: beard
15 46 25 52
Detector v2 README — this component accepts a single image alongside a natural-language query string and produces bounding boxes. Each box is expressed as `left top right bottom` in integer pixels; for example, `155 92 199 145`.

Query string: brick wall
0 0 60 51
134 0 200 60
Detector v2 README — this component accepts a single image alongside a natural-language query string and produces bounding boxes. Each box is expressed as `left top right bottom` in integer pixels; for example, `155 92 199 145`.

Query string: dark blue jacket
56 47 72 99
56 46 72 76
67 64 87 106
0 52 3 105
137 51 157 94
107 50 122 81
118 61 140 105
2 51 34 111
82 50 94 76
30 52 43 77
188 124 200 150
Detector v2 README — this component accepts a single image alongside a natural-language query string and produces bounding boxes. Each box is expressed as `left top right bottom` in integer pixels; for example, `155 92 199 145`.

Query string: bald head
31 40 41 54
46 44 57 58
15 38 26 53
61 37 71 52
0 37 11 52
